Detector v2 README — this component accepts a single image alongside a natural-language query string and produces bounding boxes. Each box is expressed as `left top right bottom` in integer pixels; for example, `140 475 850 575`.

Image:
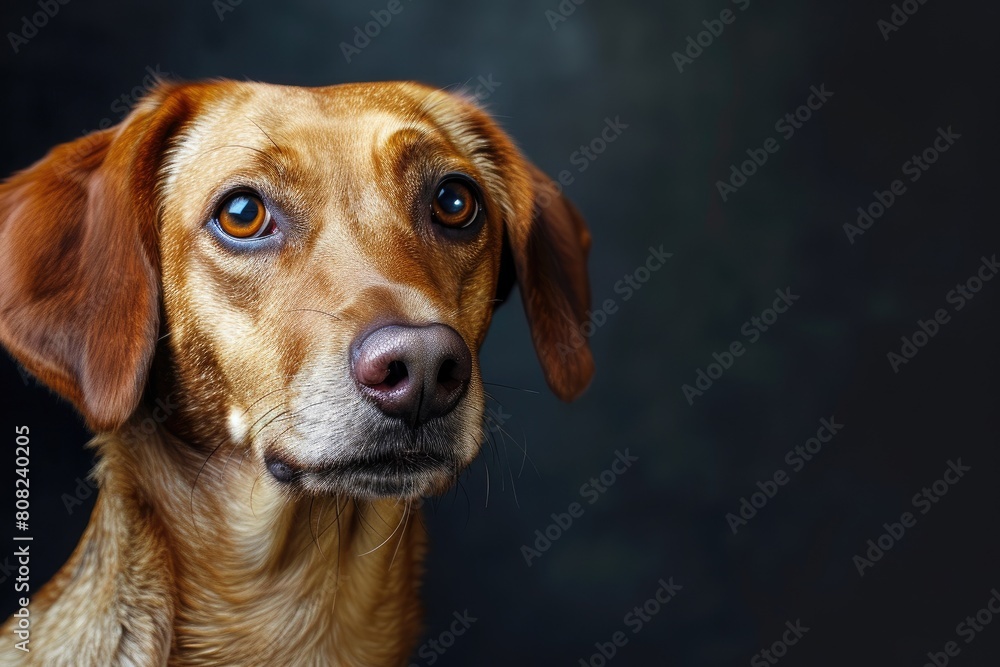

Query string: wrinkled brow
375 127 467 181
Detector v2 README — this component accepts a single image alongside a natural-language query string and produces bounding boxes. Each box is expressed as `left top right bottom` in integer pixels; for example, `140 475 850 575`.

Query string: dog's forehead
165 83 447 183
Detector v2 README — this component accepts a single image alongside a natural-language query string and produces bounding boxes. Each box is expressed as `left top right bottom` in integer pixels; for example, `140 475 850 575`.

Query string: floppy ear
0 85 193 431
502 163 594 401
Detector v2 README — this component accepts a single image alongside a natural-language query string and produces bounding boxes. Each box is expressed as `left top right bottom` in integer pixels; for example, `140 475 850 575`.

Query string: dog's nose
352 324 472 426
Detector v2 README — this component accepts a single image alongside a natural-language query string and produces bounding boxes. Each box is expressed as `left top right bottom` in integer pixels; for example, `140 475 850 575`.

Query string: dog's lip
265 449 460 498
265 449 456 482
323 450 454 474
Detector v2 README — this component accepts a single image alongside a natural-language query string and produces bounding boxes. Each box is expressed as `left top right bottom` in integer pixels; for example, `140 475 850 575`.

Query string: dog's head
0 80 592 499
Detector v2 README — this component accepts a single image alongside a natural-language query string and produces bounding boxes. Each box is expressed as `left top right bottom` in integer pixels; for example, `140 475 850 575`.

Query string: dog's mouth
269 450 460 498
263 419 472 499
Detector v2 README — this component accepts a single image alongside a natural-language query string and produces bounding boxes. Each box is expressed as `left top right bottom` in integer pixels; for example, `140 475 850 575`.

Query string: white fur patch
228 406 249 443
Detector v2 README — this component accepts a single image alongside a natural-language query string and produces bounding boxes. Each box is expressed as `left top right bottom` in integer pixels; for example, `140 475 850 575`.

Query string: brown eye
216 193 274 239
431 177 481 229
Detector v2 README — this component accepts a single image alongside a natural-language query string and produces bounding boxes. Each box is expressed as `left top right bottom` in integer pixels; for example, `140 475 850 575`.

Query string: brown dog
0 80 592 665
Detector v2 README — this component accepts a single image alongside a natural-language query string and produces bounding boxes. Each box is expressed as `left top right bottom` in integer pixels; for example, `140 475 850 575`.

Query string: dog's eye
216 193 276 239
431 177 481 229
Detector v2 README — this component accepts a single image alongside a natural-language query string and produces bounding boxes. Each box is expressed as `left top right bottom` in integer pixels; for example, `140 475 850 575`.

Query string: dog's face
0 80 593 500
159 82 544 498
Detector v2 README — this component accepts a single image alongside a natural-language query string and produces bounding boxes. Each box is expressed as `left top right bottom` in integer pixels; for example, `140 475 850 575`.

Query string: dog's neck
25 407 425 666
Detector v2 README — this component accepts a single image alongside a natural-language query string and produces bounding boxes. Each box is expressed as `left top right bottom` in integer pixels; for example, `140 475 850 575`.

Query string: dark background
1 0 998 665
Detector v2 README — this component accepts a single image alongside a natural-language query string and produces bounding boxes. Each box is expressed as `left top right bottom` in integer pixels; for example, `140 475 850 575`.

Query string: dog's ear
502 163 594 401
0 84 194 431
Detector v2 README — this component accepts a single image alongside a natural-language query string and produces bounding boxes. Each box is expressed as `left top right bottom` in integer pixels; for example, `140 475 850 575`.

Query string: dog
0 79 593 665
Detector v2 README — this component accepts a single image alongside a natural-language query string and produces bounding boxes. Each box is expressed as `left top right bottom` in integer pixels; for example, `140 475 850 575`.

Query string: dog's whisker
245 115 282 152
314 496 328 545
353 499 381 538
190 438 237 539
482 381 540 395
287 492 345 564
358 502 407 558
455 477 472 531
266 400 327 425
387 501 410 571
366 500 395 531
497 425 521 509
477 424 500 506
307 496 327 560
330 494 344 614
247 405 293 438
194 143 283 172
483 444 491 509
242 409 298 472
242 386 289 417
481 420 507 493
495 421 537 478
249 470 266 519
283 307 343 321
484 422 502 471
217 444 243 486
